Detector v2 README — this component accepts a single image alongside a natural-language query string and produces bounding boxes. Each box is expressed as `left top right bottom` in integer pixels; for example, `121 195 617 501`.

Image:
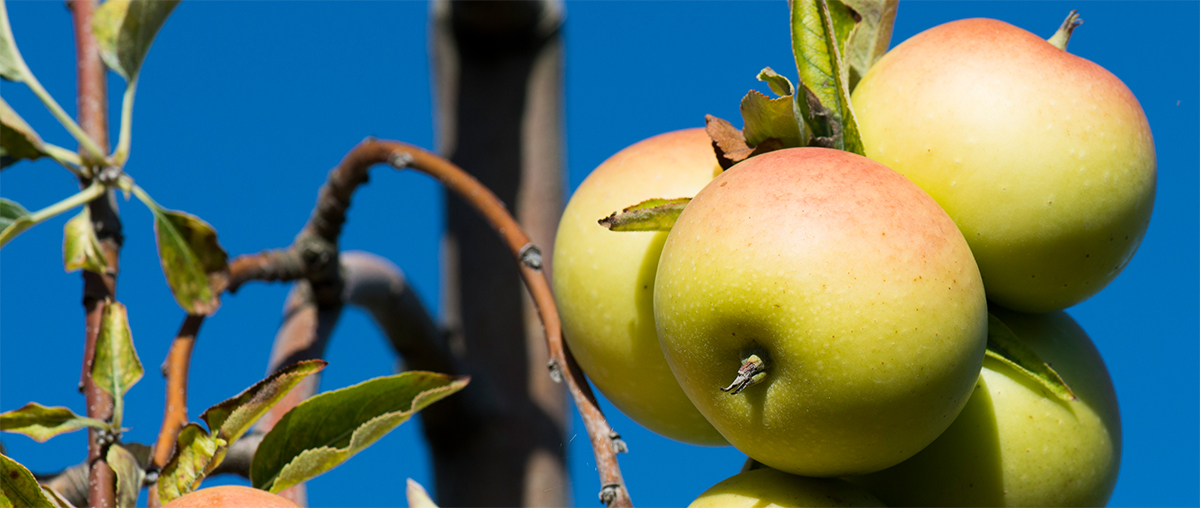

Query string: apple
847 306 1121 506
162 485 301 508
552 128 726 445
654 147 988 476
689 468 883 508
851 17 1156 313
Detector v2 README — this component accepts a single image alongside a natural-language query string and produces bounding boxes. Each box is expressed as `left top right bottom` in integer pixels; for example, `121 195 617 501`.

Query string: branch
145 315 205 508
68 1 118 507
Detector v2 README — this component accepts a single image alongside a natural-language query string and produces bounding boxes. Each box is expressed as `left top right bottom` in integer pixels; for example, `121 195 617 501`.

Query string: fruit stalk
721 354 768 395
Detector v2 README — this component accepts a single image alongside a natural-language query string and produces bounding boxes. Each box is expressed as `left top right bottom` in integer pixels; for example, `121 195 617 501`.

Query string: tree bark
428 1 567 506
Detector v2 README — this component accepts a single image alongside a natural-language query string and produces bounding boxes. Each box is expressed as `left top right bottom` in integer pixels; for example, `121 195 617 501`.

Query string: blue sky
1 1 1196 507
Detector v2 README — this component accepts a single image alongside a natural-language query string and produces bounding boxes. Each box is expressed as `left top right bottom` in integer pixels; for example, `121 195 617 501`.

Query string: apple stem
721 354 768 395
1048 10 1083 51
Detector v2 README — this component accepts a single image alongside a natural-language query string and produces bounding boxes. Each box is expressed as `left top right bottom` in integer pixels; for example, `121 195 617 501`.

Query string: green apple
852 17 1156 313
848 306 1121 506
552 128 726 445
689 468 883 508
654 147 988 476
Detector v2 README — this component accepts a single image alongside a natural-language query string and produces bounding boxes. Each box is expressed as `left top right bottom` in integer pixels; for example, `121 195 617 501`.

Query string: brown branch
146 315 205 508
69 1 117 507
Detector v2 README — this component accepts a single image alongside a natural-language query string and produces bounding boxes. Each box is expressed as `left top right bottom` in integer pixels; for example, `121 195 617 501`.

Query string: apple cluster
553 16 1147 508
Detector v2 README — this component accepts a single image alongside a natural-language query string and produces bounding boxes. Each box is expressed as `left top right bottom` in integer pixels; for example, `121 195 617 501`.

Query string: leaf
91 301 143 428
757 67 794 98
705 115 787 171
0 0 28 82
0 454 56 508
407 479 439 508
156 423 221 505
0 402 107 442
92 0 180 81
741 90 804 148
106 445 145 508
140 198 229 315
841 0 898 90
0 198 30 242
38 485 74 508
63 208 108 274
0 98 44 168
598 198 692 232
201 360 327 445
789 0 865 154
986 313 1077 402
251 372 470 493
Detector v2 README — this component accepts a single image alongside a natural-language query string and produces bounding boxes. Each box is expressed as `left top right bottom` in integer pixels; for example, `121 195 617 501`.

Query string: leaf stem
42 143 86 178
0 181 104 248
22 74 108 163
113 76 138 166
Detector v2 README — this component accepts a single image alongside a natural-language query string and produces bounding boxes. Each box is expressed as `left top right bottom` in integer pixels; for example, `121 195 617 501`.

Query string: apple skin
162 486 302 508
848 306 1121 506
654 147 988 476
851 18 1156 313
552 128 726 445
689 468 884 508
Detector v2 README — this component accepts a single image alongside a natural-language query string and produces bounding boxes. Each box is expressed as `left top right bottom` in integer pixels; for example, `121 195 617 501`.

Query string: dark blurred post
427 1 568 506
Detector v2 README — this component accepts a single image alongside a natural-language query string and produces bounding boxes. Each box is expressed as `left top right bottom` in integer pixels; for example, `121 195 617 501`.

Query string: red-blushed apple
654 147 987 476
851 17 1156 313
847 306 1120 506
161 485 301 508
552 128 726 445
689 468 883 508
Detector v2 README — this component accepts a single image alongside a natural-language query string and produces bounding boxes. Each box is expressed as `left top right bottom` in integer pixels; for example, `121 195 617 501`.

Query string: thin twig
145 315 204 508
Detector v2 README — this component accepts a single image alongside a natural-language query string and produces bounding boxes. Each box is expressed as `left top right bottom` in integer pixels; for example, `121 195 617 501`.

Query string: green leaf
201 360 327 445
91 301 144 428
136 192 229 315
251 372 470 493
156 423 221 505
0 402 108 442
0 97 44 168
742 89 804 148
986 313 1077 402
106 444 145 508
597 198 692 232
757 67 794 97
0 454 56 508
63 208 108 275
842 0 898 91
92 0 180 81
789 0 865 155
0 0 29 82
0 198 29 239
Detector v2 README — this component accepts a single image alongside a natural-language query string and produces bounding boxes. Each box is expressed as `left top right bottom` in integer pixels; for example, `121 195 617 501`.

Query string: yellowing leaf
251 372 469 493
91 301 143 428
107 444 145 508
92 0 180 81
0 0 28 82
598 198 691 232
0 402 107 442
156 423 221 505
63 208 108 274
201 360 327 445
136 194 229 315
842 0 898 90
0 454 56 508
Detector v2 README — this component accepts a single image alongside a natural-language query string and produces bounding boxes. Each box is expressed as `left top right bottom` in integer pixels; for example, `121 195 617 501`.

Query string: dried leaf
0 454 56 508
63 208 108 274
156 423 221 505
0 402 107 442
986 313 1077 402
91 301 143 428
842 0 897 90
201 360 327 445
0 97 44 168
0 0 28 82
598 198 691 232
140 198 230 315
106 444 145 508
251 372 470 493
790 0 864 154
92 0 180 81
